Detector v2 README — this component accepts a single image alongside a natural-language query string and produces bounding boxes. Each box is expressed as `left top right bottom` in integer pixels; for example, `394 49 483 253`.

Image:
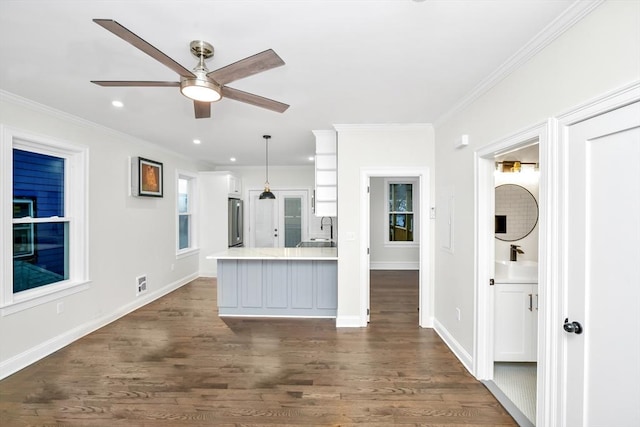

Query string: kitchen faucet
320 217 333 240
510 244 524 261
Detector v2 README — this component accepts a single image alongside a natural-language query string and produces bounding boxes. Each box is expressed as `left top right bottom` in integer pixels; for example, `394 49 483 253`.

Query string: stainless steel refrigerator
228 198 244 247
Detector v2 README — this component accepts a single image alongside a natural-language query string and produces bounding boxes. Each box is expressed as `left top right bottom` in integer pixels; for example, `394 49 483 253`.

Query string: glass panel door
283 196 302 248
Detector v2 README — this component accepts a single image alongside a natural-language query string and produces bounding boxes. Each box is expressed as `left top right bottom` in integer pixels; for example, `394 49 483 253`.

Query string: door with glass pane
249 190 308 248
279 191 307 248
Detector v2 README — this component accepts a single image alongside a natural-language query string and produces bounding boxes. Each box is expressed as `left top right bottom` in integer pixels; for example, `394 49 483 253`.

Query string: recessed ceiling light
230 157 237 162
193 139 201 145
111 100 124 108
308 156 315 161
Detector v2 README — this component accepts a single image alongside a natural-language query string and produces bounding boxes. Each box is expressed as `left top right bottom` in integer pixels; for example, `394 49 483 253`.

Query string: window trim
384 178 419 247
176 170 199 258
1 125 89 315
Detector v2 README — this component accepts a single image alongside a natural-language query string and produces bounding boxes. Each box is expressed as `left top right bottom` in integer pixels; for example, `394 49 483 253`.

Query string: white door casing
360 167 431 328
560 99 640 427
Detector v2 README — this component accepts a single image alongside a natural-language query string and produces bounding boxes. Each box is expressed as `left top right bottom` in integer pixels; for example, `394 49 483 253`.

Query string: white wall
433 0 640 361
336 124 435 326
370 177 420 269
0 93 208 378
198 172 231 277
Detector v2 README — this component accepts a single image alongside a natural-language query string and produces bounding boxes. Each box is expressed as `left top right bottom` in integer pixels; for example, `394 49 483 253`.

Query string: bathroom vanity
207 247 338 317
494 260 538 362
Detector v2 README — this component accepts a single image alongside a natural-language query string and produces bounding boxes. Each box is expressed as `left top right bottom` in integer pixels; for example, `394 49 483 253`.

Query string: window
1 127 88 314
386 179 418 245
176 172 198 256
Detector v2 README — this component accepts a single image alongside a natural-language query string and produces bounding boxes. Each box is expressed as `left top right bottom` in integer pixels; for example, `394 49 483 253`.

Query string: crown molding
333 123 433 132
434 0 605 127
0 90 215 168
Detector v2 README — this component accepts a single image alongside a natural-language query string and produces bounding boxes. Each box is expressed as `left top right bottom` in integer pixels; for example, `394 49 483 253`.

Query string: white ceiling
0 0 579 167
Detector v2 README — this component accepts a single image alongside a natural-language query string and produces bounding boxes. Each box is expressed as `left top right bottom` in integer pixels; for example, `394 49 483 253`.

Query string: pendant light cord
263 134 271 187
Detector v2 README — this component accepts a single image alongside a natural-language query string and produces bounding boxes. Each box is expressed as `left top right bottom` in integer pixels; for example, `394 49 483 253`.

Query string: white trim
369 261 418 270
435 0 604 127
360 167 432 328
552 81 640 427
384 177 419 247
1 125 89 310
219 314 336 319
335 315 363 328
1 281 90 316
0 272 198 380
474 122 548 424
333 123 432 132
176 170 199 256
0 90 215 168
433 318 473 375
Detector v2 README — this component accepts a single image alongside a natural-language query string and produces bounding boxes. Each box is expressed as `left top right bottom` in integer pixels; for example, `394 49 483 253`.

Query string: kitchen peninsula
207 247 338 317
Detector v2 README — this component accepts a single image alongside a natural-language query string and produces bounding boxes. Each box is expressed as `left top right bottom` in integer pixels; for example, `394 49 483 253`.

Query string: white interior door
564 101 640 426
249 190 308 248
251 192 278 247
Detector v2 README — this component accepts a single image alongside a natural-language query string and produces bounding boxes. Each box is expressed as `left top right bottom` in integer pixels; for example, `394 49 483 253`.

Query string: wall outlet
136 274 148 296
456 307 461 321
56 302 64 314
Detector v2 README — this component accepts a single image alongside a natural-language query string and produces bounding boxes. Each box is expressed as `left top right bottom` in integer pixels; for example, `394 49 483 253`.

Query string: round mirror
495 184 538 241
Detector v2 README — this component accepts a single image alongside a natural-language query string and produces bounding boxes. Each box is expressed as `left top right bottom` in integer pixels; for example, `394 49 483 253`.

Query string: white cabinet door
563 101 640 427
495 283 537 362
227 174 242 197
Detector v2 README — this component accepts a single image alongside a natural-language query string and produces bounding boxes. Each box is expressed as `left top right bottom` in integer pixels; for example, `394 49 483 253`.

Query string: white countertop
207 247 338 260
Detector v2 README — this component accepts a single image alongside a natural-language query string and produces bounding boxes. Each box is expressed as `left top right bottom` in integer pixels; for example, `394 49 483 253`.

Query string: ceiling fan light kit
91 19 289 119
180 76 221 102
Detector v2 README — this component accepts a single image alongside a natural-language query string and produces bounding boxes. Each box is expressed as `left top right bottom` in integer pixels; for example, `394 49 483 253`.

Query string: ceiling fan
91 19 289 119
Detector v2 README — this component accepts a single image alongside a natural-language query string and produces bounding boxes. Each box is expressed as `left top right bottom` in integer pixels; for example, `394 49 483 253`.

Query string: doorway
475 124 547 427
248 189 308 247
360 168 431 327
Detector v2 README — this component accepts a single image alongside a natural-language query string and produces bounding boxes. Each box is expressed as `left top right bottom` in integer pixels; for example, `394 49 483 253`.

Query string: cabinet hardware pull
528 294 533 311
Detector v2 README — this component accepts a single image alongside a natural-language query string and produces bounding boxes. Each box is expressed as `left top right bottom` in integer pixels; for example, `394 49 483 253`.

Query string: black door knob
563 318 583 334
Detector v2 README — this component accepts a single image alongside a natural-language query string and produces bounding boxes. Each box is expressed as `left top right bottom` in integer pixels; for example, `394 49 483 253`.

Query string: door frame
474 121 550 425
360 167 432 327
554 82 640 426
475 81 640 426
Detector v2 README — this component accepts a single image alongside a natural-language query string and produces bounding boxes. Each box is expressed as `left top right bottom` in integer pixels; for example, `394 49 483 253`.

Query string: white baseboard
433 318 474 375
370 261 419 270
0 273 198 380
336 315 365 327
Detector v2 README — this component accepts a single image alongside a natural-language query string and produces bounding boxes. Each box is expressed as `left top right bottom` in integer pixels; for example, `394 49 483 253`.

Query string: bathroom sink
495 260 538 282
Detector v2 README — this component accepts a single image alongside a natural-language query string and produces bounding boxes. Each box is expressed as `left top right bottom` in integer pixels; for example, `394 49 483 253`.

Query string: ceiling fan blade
208 49 285 85
91 81 180 87
221 87 289 113
93 19 195 78
194 101 211 119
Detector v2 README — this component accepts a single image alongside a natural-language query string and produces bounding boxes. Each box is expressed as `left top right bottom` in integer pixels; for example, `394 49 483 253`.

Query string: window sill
176 247 200 260
384 242 419 248
1 280 91 316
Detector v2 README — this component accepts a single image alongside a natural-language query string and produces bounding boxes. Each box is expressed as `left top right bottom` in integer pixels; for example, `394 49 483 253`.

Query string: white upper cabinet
227 173 242 197
312 130 337 217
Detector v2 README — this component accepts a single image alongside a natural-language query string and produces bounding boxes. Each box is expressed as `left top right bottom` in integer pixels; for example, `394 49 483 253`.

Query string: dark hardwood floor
0 271 516 426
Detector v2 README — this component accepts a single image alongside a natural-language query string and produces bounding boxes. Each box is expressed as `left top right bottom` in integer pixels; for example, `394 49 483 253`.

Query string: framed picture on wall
132 157 163 197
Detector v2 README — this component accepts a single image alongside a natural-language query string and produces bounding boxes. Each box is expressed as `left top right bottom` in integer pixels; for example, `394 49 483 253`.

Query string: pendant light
259 134 276 199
